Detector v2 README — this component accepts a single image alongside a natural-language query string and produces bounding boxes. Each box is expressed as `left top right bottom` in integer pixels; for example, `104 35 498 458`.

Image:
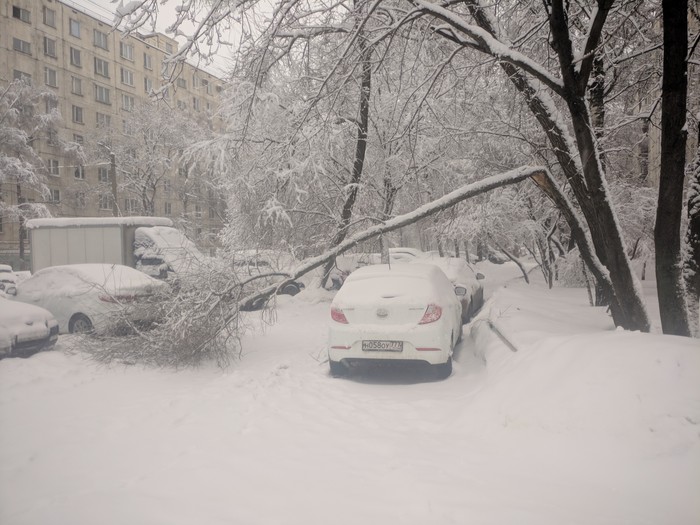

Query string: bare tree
655 0 692 336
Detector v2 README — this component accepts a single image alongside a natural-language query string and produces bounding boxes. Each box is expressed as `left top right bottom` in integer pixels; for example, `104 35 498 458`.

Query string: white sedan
8 264 168 334
328 263 463 379
0 298 59 358
419 257 485 323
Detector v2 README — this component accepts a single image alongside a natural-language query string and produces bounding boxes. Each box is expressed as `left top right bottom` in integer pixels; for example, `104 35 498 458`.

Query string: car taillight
418 304 442 324
330 306 349 324
99 294 138 303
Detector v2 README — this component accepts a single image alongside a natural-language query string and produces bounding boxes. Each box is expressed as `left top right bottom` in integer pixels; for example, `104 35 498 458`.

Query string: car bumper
6 325 58 358
328 323 452 365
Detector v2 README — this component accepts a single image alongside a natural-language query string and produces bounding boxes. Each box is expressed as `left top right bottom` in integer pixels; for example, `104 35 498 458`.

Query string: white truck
26 217 204 278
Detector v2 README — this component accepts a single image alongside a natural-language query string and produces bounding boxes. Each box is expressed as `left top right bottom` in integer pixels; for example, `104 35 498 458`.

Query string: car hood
0 299 58 348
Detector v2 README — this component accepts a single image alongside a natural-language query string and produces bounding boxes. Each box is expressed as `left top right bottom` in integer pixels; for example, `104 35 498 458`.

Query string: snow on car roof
419 257 475 284
334 263 452 305
26 217 173 229
24 264 162 295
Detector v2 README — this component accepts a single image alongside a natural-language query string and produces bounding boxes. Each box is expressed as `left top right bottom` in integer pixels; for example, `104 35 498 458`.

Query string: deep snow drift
1 263 698 525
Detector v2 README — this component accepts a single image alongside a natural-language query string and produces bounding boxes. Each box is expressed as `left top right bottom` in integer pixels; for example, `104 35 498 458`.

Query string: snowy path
1 269 699 525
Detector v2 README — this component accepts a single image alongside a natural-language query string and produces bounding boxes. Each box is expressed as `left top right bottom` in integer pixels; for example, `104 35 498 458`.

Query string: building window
96 112 111 128
94 57 110 78
74 165 85 179
47 159 60 176
71 76 83 95
98 167 110 182
72 105 84 124
69 18 81 38
176 78 187 88
70 47 81 67
192 98 200 111
202 79 211 94
95 84 111 104
94 29 109 50
120 42 134 60
13 70 32 84
192 75 200 88
73 134 84 145
144 77 153 94
165 42 173 54
13 38 31 55
47 129 59 146
44 68 58 88
176 100 186 110
49 189 60 203
163 179 172 193
195 204 202 218
121 94 135 112
164 202 172 216
76 191 86 209
43 7 56 27
43 37 57 58
125 198 138 213
120 67 134 86
12 6 31 23
99 194 112 210
209 207 216 219
143 53 152 70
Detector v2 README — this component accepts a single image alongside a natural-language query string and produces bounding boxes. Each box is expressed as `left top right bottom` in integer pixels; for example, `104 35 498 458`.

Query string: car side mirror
454 286 467 296
476 273 485 280
5 286 17 296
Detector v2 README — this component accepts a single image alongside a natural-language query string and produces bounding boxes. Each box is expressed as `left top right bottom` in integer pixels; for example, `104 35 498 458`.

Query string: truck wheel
69 314 93 334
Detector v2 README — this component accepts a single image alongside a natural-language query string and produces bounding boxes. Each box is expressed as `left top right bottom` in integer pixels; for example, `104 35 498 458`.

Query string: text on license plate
362 340 403 352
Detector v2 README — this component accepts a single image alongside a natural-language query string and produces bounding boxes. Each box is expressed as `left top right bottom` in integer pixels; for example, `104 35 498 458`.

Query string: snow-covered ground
1 263 698 525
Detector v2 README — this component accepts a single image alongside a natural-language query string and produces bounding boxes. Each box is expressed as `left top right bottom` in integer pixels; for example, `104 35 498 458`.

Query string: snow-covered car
419 257 485 323
7 264 169 334
0 298 58 358
388 247 426 263
0 264 18 292
328 263 463 379
134 226 205 280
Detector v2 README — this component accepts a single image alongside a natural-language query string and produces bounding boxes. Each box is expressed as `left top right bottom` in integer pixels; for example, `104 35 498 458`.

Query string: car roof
346 263 444 281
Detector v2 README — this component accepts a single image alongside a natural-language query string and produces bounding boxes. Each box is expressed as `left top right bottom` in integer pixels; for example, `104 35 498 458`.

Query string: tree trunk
547 0 650 331
655 0 692 336
461 1 649 331
321 37 372 286
494 240 530 284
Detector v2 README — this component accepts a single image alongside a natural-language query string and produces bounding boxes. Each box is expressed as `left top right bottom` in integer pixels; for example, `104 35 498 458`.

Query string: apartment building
0 0 226 264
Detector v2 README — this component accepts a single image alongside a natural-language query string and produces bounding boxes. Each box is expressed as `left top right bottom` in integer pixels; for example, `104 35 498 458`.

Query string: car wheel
69 313 93 334
329 359 347 377
280 282 301 296
434 357 452 379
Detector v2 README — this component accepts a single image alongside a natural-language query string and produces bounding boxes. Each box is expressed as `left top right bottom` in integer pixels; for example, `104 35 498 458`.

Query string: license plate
362 340 403 352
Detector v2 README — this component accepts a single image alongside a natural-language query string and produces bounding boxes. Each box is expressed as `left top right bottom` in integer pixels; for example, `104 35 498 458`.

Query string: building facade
0 0 226 266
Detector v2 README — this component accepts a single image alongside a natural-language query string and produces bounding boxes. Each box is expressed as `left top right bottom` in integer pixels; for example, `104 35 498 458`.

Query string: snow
1 262 698 524
26 217 174 229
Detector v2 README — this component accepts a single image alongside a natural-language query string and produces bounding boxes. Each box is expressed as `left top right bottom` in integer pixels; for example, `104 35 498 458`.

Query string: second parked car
8 264 168 334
